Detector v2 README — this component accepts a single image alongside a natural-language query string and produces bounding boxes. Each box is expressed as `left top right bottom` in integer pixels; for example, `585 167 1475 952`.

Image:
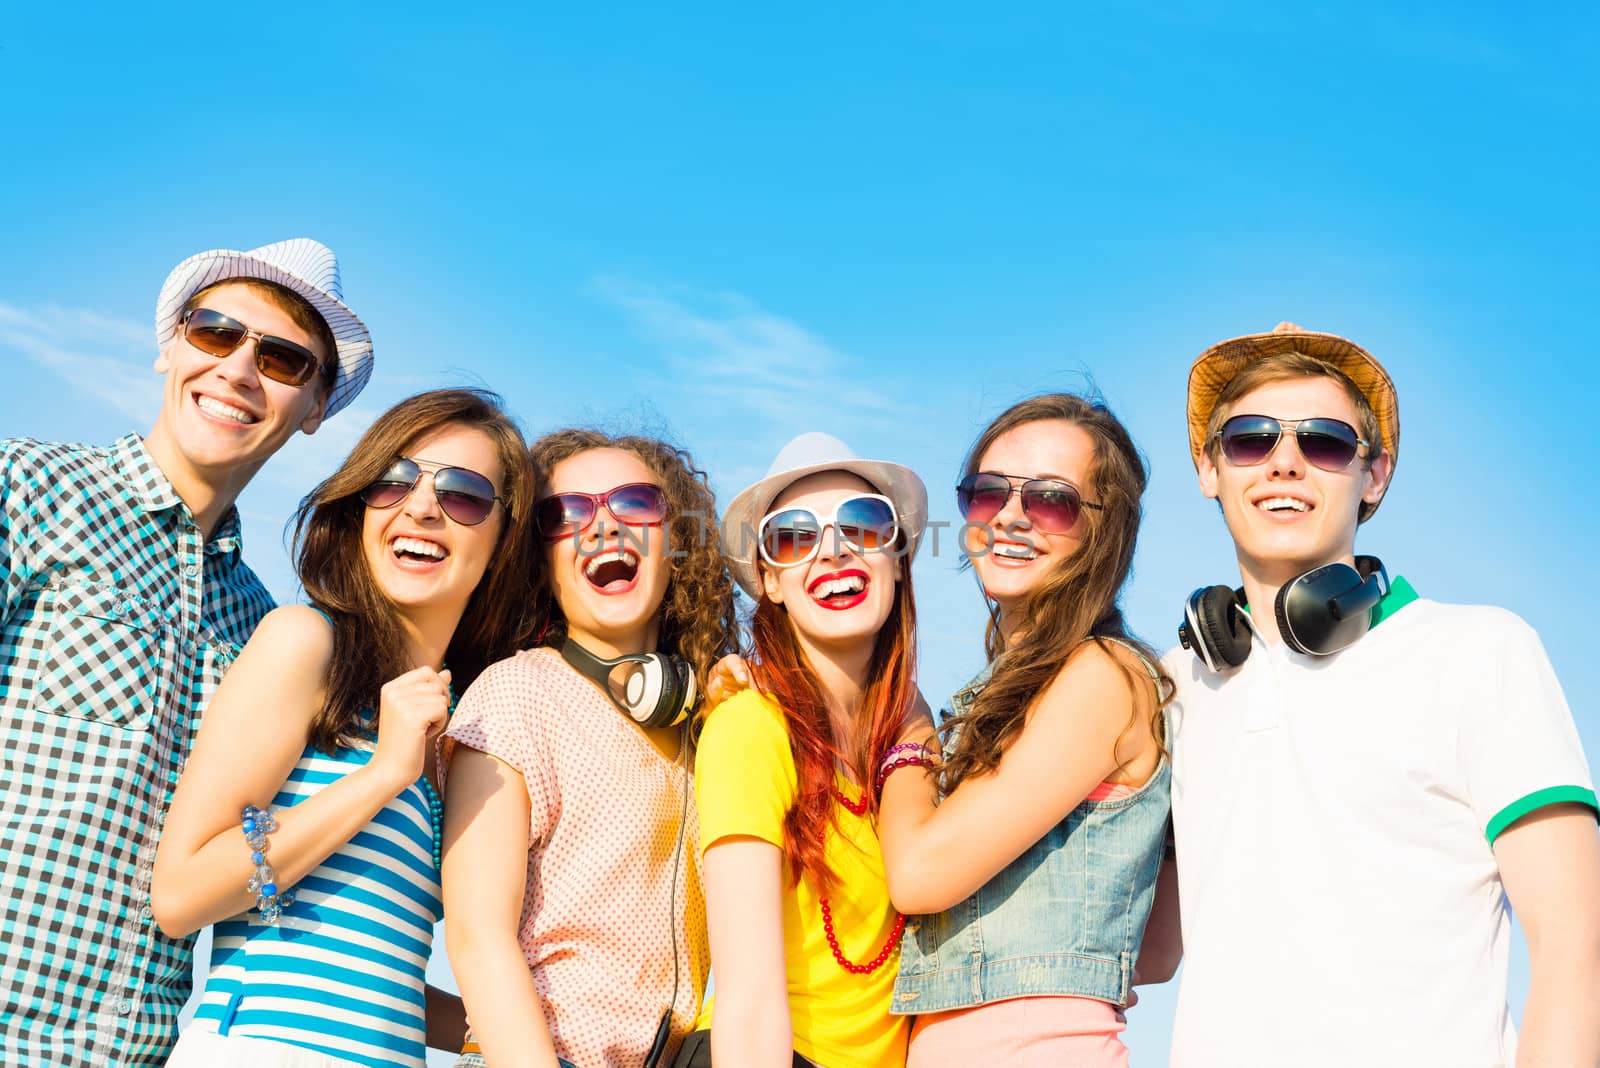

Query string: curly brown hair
939 392 1173 791
292 388 538 752
526 429 737 694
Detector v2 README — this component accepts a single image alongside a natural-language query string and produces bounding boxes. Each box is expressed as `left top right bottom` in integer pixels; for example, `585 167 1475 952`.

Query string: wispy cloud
0 301 162 425
591 275 906 435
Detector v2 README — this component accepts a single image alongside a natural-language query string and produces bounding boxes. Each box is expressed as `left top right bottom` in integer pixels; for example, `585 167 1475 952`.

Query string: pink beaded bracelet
880 742 929 763
875 753 934 796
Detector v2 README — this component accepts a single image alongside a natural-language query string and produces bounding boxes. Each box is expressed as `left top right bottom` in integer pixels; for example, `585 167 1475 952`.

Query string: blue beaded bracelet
241 805 295 924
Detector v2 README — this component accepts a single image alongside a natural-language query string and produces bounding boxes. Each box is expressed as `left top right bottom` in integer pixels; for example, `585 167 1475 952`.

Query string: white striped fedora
154 238 373 419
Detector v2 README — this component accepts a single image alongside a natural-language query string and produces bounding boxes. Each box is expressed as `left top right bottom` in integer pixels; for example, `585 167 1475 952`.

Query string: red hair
748 556 918 894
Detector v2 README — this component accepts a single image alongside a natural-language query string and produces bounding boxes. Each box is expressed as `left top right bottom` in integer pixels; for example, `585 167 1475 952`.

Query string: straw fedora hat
721 432 928 599
155 238 373 419
1186 321 1400 468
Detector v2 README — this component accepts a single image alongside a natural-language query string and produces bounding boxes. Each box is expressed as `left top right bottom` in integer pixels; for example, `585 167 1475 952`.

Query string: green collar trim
1370 574 1418 629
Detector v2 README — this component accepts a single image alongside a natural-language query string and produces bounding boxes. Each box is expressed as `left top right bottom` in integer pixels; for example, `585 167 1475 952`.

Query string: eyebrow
988 468 1074 482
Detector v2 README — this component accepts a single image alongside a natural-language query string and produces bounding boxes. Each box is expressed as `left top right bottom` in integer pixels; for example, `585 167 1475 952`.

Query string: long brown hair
939 393 1172 791
526 429 736 691
748 540 918 894
293 388 537 751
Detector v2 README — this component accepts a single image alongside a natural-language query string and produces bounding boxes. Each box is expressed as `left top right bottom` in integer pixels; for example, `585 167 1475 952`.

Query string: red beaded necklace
818 785 904 974
819 898 906 975
833 785 869 817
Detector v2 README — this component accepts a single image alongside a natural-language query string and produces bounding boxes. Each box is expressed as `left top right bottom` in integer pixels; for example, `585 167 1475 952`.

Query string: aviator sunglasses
956 472 1102 535
359 457 503 526
1216 415 1370 472
181 308 325 387
758 493 899 569
535 482 668 541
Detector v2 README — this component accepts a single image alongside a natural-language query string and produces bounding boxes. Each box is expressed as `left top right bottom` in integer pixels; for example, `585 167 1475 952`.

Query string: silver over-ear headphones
560 638 698 729
1178 555 1390 670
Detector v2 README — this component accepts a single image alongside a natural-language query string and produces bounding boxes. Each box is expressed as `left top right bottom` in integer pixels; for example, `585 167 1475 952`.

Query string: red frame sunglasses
534 482 668 541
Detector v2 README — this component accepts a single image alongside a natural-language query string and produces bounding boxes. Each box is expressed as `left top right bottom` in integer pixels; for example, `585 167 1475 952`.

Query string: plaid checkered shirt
0 433 275 1066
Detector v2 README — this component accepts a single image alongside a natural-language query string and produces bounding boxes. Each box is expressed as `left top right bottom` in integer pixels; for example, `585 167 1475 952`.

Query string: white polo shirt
1165 578 1597 1067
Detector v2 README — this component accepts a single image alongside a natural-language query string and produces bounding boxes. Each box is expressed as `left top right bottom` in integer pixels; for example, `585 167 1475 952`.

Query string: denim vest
892 645 1171 1014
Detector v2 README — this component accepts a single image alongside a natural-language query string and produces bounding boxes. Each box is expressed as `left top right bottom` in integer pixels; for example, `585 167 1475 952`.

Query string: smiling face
964 418 1097 626
1198 375 1392 586
360 422 506 624
148 282 329 485
759 471 901 659
544 447 673 656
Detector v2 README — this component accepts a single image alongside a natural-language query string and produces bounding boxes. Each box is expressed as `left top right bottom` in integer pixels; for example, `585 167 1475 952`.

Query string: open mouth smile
583 548 642 594
391 535 449 570
990 538 1040 564
194 392 261 426
1255 495 1313 517
807 569 869 611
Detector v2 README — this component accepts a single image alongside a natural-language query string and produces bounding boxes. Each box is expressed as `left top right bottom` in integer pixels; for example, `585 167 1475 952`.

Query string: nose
401 472 445 522
814 522 855 564
993 484 1030 532
212 338 264 390
1264 429 1305 479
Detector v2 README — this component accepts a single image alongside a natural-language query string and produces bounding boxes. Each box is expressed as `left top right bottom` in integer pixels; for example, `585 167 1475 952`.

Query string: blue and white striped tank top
189 739 441 1068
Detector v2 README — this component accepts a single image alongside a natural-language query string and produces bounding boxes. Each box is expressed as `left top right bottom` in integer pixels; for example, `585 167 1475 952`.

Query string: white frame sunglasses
756 492 900 569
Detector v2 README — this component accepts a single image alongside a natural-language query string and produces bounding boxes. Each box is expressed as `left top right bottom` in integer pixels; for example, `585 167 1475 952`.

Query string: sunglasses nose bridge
1262 425 1309 476
812 519 856 563
398 470 448 520
207 331 268 384
992 483 1032 529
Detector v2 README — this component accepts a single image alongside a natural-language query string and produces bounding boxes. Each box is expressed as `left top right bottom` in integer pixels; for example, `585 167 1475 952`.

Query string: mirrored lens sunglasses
535 482 668 541
956 472 1101 535
182 308 324 387
1216 415 1369 472
758 493 900 568
359 457 503 526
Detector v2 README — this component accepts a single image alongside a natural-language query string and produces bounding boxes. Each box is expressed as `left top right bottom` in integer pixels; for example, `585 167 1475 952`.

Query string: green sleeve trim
1486 785 1600 843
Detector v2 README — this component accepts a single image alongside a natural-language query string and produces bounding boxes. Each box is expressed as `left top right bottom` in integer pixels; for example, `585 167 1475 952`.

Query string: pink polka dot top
442 646 709 1068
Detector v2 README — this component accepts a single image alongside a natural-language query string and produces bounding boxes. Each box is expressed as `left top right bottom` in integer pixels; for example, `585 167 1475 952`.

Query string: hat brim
722 457 929 599
154 248 374 419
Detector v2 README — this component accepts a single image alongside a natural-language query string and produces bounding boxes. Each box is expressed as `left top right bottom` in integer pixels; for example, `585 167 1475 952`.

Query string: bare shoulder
1037 639 1160 723
240 605 336 670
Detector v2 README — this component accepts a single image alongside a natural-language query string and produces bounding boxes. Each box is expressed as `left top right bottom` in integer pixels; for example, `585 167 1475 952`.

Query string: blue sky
2 3 1596 1061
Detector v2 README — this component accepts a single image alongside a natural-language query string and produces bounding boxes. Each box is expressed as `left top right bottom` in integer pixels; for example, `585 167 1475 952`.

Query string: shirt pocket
31 581 170 731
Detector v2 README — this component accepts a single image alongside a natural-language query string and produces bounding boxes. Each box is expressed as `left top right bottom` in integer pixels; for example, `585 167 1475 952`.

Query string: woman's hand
705 653 752 709
372 666 453 792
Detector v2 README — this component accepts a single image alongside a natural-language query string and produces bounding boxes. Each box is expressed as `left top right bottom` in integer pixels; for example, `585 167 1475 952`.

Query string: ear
1362 448 1394 508
154 333 178 375
760 563 784 605
297 387 328 435
1196 449 1221 501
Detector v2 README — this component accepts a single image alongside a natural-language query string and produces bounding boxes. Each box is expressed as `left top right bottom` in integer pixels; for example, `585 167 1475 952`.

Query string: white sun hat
722 432 929 598
154 238 373 419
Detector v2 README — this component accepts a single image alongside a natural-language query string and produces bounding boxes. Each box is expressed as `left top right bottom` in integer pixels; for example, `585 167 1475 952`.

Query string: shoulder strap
306 604 334 628
1085 635 1161 684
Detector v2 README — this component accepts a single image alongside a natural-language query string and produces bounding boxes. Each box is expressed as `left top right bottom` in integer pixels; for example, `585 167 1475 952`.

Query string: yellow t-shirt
692 690 909 1068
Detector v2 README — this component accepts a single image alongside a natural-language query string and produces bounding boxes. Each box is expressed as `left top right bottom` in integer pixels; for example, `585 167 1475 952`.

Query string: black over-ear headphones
1178 555 1390 671
560 638 698 729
